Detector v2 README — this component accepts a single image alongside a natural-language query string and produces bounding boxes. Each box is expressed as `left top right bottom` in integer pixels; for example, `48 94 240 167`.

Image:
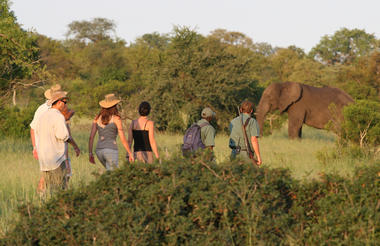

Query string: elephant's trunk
256 100 270 137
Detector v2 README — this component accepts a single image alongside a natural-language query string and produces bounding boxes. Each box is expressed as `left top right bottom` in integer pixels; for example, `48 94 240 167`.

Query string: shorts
41 161 67 193
134 151 153 164
230 150 251 161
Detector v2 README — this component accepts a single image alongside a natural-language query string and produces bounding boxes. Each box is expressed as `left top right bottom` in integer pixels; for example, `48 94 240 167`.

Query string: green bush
261 111 287 136
0 105 36 138
2 159 379 245
290 164 380 244
1 159 295 245
341 100 380 148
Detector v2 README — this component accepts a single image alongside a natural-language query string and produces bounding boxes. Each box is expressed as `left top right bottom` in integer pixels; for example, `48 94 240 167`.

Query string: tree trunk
12 88 17 106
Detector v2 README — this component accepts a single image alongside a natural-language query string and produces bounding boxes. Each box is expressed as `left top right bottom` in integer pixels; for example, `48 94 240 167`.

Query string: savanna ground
0 118 376 237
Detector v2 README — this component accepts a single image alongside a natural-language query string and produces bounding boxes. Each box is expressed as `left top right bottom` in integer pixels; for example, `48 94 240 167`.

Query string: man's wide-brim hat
44 84 62 100
48 90 68 106
99 94 121 109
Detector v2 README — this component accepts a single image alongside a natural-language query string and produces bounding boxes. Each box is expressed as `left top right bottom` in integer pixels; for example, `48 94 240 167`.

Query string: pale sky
9 0 380 52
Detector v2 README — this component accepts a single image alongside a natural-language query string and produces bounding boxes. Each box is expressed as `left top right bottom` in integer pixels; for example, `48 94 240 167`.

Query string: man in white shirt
35 90 71 194
30 84 62 159
31 85 80 194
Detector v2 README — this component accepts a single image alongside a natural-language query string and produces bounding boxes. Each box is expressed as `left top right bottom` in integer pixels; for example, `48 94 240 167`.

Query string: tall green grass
0 120 375 236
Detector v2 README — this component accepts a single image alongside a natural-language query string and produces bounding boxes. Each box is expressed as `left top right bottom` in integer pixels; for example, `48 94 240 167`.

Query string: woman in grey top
89 94 134 170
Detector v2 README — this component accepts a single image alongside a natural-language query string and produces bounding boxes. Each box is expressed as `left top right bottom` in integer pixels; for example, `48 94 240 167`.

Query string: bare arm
64 143 70 174
30 128 38 160
88 121 97 164
127 120 133 148
66 124 80 157
114 117 134 162
250 136 262 165
148 121 159 159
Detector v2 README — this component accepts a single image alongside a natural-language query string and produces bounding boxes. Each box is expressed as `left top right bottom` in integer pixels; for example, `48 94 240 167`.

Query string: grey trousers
96 148 119 170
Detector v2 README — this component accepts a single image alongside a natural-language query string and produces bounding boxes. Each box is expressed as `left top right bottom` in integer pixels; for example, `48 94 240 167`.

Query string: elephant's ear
278 82 303 112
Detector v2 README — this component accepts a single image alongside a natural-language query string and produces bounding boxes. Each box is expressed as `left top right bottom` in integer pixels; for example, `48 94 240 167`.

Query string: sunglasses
60 99 68 104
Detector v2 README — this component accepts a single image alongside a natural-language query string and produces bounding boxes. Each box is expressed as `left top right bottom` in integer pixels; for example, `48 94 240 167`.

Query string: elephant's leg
287 108 305 139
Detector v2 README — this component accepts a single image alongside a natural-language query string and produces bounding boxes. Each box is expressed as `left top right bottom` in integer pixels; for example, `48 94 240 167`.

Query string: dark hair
96 105 120 125
138 101 151 116
240 100 254 113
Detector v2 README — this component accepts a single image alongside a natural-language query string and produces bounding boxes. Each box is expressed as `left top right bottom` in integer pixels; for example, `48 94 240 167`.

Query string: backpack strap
244 117 251 128
199 122 209 128
240 116 258 166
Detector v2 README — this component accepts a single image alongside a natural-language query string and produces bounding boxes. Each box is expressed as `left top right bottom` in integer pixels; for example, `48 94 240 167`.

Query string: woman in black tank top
128 102 159 163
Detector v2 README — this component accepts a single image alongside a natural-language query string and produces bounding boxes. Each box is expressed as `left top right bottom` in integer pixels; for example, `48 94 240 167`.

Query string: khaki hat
48 90 68 106
99 94 121 109
201 107 216 118
44 84 62 100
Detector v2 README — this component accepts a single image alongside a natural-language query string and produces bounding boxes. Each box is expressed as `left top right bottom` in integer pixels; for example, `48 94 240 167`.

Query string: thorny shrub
1 158 379 245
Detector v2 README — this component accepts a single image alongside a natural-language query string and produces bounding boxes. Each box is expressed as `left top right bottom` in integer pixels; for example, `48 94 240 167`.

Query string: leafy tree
288 58 333 86
134 32 170 50
66 18 116 43
309 28 378 65
65 39 133 115
143 27 261 131
335 51 380 101
251 42 276 57
209 29 253 48
269 46 305 81
0 0 46 106
37 35 79 80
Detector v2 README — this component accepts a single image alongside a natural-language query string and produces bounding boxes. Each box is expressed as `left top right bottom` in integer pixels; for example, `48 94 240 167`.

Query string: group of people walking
30 85 262 196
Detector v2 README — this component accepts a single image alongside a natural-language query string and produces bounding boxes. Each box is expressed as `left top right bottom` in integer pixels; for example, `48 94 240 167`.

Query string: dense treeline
1 159 379 245
1 0 379 135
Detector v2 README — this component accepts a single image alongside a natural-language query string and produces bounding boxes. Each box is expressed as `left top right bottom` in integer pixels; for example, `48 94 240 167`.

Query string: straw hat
48 90 68 106
99 94 121 108
44 84 62 99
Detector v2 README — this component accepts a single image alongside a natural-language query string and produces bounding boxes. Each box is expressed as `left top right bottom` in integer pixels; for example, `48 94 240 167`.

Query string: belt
231 146 248 151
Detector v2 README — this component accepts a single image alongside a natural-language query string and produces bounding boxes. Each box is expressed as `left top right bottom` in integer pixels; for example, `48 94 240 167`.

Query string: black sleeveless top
132 120 152 152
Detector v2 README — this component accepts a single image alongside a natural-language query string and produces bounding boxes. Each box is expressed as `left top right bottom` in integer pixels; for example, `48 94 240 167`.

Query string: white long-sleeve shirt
35 108 69 171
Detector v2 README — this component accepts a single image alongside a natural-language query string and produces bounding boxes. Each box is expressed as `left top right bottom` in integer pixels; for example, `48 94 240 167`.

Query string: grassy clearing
0 120 376 236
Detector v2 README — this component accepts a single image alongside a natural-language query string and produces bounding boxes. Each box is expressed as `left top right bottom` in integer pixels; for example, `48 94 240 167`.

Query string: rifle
238 106 259 166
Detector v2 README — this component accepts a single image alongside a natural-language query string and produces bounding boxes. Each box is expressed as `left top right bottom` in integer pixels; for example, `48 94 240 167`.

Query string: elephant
256 82 354 139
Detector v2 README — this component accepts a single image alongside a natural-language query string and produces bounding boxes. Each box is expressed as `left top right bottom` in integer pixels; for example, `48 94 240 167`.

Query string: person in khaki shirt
35 91 72 195
197 107 216 149
196 107 216 160
229 101 262 165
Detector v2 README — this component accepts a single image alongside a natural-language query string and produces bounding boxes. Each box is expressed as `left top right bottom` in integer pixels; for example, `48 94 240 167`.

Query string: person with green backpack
229 101 262 166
